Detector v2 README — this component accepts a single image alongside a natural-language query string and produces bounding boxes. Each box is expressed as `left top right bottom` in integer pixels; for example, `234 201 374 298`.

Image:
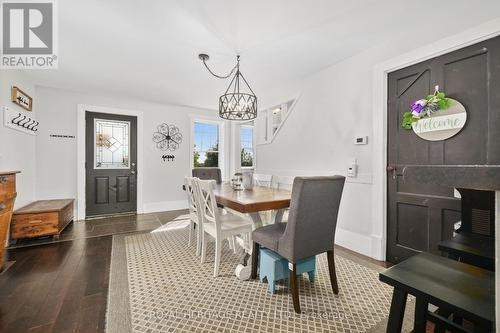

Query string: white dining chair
273 175 295 222
252 173 274 224
254 173 273 187
184 176 203 256
274 175 295 191
196 179 253 277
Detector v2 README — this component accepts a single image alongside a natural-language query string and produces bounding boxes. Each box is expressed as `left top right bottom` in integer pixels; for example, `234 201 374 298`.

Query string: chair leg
289 263 301 314
251 242 259 279
188 221 193 247
214 238 222 277
269 280 276 294
231 236 237 254
307 271 315 283
195 224 202 256
201 231 207 264
326 250 339 294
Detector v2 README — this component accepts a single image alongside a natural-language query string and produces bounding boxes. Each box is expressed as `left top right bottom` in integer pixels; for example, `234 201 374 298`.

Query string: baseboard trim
143 200 188 214
335 228 372 258
370 234 385 261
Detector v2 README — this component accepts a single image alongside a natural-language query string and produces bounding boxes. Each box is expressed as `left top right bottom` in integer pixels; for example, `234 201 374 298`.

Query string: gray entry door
386 36 500 263
85 112 137 217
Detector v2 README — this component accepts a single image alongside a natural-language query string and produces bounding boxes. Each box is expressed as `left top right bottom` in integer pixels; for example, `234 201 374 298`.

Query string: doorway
386 36 500 263
85 111 138 217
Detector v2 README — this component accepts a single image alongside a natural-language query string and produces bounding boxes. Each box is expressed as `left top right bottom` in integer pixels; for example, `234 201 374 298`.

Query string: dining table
213 182 292 280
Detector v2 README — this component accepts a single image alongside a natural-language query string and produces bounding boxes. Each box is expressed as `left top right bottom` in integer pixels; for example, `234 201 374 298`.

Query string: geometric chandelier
198 54 257 121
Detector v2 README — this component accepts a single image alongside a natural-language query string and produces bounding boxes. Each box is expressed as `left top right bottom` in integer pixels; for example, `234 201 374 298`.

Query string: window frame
190 117 226 175
239 123 255 169
93 118 131 169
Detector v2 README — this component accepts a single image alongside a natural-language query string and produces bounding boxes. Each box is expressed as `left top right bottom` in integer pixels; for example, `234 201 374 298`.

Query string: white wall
256 17 500 259
34 86 216 216
0 72 37 209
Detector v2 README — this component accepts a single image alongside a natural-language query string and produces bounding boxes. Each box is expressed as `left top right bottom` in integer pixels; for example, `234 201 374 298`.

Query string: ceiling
23 0 500 110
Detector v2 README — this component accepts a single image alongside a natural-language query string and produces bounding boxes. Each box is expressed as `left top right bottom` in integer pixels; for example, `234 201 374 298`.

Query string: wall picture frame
11 86 33 111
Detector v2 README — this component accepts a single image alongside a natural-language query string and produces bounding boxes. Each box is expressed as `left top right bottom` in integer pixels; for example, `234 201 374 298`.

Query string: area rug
106 217 415 332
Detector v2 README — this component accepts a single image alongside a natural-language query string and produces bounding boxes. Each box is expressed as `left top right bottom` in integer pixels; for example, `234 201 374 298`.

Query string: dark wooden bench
439 232 494 271
379 252 494 333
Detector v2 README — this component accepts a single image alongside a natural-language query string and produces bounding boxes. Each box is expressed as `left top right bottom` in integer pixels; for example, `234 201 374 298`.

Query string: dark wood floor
8 210 188 249
0 210 188 333
0 210 390 333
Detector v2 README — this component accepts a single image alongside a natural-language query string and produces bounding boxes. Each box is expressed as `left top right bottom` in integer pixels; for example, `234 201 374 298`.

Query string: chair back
192 168 222 184
195 179 221 233
274 176 294 191
280 176 345 262
184 177 200 222
254 173 273 188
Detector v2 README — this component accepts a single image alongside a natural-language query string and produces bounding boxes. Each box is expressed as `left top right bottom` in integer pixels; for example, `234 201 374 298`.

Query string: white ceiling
23 0 500 110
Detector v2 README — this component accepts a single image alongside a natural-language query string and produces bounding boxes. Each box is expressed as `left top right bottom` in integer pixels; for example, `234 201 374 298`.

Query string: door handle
131 170 136 175
387 164 397 179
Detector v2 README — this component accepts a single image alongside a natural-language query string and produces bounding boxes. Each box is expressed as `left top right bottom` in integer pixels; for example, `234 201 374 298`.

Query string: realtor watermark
1 0 58 69
150 309 352 321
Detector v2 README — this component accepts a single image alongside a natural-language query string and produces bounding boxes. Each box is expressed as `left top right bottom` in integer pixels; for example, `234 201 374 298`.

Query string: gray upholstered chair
192 167 222 184
251 176 345 313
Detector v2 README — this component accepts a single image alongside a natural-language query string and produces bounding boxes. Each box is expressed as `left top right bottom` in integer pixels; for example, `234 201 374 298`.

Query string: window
94 119 130 169
240 125 254 167
193 121 219 167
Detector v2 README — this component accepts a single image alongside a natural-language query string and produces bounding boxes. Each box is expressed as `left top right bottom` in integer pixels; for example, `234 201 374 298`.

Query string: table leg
273 209 285 224
248 212 263 229
235 210 286 280
386 288 408 333
434 308 450 333
413 296 428 333
235 213 264 280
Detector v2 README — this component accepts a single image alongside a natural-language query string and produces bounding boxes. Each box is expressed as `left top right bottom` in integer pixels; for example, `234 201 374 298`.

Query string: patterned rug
106 217 414 332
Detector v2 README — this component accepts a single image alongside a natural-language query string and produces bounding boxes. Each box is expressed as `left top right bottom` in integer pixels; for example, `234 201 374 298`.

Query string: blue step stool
259 248 316 294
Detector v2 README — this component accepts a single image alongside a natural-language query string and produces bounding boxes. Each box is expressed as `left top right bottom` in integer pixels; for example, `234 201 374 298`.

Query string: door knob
387 164 397 179
131 170 136 175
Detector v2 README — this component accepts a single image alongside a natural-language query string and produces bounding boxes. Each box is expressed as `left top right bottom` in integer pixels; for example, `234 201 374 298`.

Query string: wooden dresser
0 171 19 272
11 199 74 241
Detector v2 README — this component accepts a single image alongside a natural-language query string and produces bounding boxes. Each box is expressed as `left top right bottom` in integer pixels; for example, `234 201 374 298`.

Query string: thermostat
354 136 368 145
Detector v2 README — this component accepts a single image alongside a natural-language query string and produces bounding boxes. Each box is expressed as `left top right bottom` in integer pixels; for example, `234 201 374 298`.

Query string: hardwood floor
8 210 188 249
0 210 188 333
0 210 391 333
0 237 111 333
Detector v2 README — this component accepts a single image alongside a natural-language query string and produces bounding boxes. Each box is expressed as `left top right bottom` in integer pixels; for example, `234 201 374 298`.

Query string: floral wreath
402 86 453 129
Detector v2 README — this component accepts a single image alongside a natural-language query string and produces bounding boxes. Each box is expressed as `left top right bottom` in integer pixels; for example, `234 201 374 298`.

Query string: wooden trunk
11 199 74 240
0 171 19 272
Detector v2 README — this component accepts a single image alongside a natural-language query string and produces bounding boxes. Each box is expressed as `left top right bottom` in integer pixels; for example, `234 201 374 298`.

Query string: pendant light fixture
198 54 257 120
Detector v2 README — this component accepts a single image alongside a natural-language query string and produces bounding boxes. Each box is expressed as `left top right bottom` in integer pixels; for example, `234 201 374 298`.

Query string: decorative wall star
152 123 183 151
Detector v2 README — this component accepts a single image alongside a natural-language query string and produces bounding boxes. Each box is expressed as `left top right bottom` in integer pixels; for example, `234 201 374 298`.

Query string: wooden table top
214 183 291 213
379 252 495 322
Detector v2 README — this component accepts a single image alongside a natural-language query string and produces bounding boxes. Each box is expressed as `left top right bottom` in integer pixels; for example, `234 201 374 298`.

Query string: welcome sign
412 99 467 141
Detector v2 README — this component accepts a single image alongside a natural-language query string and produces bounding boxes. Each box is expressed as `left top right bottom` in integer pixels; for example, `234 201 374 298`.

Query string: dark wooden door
387 36 500 263
85 112 137 217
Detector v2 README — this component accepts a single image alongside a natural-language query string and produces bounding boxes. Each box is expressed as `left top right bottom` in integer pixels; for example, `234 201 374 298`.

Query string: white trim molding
76 104 145 220
335 227 372 258
143 200 188 214
371 17 500 262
